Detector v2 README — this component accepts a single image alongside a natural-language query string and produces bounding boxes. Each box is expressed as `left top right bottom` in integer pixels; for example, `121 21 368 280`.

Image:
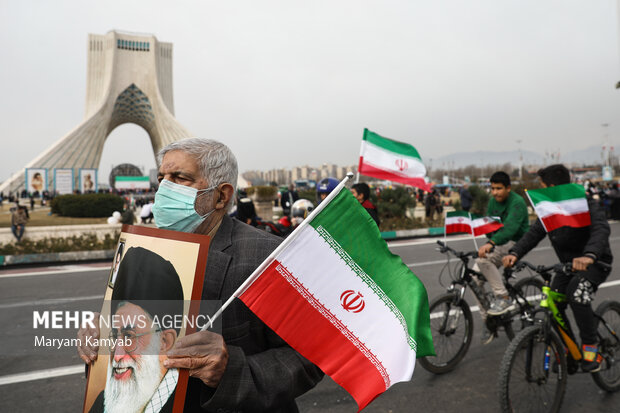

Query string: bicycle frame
540 285 583 361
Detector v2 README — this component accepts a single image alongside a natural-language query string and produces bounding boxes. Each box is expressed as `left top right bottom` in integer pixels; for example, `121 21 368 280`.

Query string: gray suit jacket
182 215 324 412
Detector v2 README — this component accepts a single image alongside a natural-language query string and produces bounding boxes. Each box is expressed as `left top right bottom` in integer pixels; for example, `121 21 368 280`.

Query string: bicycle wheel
507 276 544 338
418 292 473 374
498 324 567 413
592 300 620 392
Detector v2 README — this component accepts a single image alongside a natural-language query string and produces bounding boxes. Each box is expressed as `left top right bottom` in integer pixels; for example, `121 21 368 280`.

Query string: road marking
0 365 84 386
0 294 103 310
0 266 109 279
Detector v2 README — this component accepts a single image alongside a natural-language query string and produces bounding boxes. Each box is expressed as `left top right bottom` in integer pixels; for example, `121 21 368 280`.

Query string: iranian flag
526 183 591 232
445 211 503 236
358 128 431 191
235 179 434 410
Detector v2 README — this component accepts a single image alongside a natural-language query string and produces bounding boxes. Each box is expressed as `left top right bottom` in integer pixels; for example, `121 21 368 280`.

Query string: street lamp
516 140 523 179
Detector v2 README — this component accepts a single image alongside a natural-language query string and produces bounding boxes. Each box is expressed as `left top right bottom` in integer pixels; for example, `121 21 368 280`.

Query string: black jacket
510 198 613 265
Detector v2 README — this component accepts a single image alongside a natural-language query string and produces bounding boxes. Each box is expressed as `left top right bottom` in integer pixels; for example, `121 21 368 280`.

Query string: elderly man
79 138 323 412
89 247 184 413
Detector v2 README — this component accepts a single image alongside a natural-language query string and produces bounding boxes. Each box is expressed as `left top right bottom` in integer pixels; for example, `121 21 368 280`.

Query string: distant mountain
431 150 544 169
431 145 609 169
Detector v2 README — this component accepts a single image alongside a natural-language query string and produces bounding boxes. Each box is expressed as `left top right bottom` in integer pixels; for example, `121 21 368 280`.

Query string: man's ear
215 183 234 210
160 329 178 352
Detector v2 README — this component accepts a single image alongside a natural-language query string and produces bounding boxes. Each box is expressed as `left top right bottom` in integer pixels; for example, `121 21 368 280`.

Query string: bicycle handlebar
512 259 612 281
436 240 478 260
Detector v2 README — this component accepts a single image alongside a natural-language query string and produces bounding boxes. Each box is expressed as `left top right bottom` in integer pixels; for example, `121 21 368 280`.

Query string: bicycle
418 240 543 374
498 260 620 413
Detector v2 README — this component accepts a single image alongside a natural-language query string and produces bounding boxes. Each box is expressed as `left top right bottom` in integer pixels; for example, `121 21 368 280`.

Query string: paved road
1 226 619 412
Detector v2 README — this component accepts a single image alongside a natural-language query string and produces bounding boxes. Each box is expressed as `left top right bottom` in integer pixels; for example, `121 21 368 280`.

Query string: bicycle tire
418 292 473 374
507 276 544 339
592 300 620 392
498 324 567 413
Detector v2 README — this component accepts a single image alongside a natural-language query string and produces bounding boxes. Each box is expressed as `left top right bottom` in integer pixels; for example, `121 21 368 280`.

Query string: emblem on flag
395 159 408 172
340 290 366 313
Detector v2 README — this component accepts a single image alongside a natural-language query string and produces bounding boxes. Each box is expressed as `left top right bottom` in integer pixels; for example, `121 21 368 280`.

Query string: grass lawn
0 204 108 227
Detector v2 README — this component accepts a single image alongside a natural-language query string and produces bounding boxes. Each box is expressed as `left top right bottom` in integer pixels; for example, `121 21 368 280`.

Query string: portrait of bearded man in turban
89 247 184 413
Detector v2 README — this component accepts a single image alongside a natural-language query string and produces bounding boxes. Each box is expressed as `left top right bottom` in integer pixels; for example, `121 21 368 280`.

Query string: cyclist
503 164 613 372
476 171 530 343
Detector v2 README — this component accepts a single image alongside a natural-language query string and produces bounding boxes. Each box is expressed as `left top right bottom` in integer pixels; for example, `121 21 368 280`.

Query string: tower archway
0 30 192 194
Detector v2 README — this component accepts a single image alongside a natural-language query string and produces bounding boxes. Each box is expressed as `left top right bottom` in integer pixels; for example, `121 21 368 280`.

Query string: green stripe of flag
363 129 422 160
527 183 586 205
309 189 434 356
446 211 470 218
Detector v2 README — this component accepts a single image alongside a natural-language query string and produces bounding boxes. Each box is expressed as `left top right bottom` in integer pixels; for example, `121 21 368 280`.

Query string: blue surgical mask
152 179 218 232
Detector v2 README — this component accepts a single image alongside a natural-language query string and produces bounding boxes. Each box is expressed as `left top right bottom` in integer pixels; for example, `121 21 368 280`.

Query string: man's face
105 303 167 413
350 189 364 204
490 182 510 203
158 150 215 220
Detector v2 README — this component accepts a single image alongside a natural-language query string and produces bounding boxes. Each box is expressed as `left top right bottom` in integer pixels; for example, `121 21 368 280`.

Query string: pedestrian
77 137 323 412
351 182 380 227
120 202 136 225
11 202 29 242
139 199 154 224
460 182 473 212
281 183 299 217
30 196 35 211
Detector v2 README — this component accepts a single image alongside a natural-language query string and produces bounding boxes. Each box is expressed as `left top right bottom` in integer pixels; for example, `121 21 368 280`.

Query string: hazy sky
2 0 620 183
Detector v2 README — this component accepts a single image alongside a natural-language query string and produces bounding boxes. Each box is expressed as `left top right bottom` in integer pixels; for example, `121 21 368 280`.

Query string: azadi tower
0 30 192 194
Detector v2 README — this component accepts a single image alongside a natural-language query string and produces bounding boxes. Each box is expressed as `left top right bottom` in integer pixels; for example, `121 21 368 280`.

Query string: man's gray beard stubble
104 331 164 413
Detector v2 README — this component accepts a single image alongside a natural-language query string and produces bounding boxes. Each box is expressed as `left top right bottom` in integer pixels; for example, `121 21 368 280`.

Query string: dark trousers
551 264 611 345
11 224 25 241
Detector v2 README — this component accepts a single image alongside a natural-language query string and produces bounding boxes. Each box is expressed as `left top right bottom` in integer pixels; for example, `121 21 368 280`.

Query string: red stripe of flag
445 223 472 234
358 158 431 191
472 222 503 236
239 260 386 410
541 211 591 232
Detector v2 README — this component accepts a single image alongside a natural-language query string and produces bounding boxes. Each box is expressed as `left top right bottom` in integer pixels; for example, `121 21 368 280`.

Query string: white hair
157 137 238 208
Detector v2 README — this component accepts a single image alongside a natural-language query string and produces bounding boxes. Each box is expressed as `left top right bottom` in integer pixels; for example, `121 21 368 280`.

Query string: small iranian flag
445 211 503 236
358 129 431 191
526 183 591 232
235 181 434 410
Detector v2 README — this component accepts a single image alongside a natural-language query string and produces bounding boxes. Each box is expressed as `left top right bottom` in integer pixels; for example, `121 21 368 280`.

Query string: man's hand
77 312 100 364
165 330 229 388
572 256 594 272
502 254 518 268
478 243 494 259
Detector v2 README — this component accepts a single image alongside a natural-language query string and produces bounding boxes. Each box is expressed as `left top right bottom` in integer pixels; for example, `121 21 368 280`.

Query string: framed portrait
83 225 210 413
79 168 98 193
25 168 48 194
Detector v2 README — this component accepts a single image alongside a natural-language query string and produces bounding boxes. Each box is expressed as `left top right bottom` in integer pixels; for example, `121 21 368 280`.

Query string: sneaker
481 328 496 345
581 344 603 373
487 298 516 316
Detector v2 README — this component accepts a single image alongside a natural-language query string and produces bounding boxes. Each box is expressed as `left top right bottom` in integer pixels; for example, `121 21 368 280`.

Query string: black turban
111 247 184 333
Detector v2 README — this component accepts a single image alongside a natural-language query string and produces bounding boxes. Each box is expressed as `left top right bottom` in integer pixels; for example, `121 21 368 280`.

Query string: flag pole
469 212 479 250
203 172 355 330
443 210 447 246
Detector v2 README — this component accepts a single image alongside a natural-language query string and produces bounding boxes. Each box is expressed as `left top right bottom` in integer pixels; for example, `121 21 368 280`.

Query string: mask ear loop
195 185 219 219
